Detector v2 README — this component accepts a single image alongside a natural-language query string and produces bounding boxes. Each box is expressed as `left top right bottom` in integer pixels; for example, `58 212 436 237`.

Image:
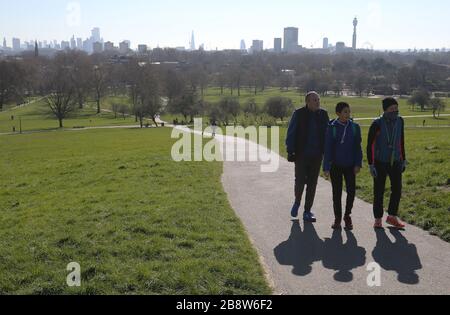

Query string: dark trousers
373 161 403 219
330 165 356 219
295 156 322 212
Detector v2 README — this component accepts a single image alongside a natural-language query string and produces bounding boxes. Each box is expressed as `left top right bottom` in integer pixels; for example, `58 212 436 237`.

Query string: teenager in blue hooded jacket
323 102 363 230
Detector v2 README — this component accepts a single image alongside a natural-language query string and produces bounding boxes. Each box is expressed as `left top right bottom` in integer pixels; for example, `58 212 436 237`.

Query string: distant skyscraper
352 17 358 50
251 40 264 53
91 27 101 43
3 37 6 49
323 37 329 49
77 38 83 49
104 41 115 51
12 38 21 51
190 31 196 51
82 39 91 52
240 39 246 51
138 44 148 54
274 38 282 53
284 27 299 53
70 36 76 49
119 41 130 54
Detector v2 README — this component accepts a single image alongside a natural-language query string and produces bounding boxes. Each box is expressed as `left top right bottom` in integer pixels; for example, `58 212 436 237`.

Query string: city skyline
1 0 449 51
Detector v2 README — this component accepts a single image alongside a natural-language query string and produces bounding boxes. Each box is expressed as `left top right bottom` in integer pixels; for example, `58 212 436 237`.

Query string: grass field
0 97 141 134
0 128 271 294
0 91 448 296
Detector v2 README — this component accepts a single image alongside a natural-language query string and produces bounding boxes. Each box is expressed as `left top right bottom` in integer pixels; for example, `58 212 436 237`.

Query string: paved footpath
174 125 450 295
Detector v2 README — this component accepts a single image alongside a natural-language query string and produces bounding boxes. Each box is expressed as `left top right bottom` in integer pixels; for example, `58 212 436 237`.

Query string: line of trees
1 49 449 127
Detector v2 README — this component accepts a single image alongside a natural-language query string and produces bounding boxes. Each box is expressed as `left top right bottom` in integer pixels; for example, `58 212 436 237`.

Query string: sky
1 0 449 50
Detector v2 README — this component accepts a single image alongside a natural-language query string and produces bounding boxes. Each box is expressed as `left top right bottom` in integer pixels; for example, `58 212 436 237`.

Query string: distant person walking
211 121 218 138
323 102 363 230
367 97 407 229
286 91 330 223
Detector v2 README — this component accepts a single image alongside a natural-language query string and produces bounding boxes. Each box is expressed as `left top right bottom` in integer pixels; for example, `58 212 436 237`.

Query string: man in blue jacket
286 91 330 222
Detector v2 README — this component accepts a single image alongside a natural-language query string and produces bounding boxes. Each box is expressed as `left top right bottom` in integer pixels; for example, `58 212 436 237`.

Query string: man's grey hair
305 91 319 103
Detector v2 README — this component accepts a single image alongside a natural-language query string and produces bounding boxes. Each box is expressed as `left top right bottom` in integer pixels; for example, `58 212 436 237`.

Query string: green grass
0 128 271 294
0 99 139 134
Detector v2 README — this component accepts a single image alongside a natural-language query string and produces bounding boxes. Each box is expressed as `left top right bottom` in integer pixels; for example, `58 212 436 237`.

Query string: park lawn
0 100 140 134
0 128 271 295
268 126 450 242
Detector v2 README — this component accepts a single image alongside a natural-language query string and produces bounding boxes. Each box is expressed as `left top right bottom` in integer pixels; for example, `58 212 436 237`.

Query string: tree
92 64 108 114
67 50 92 109
332 80 344 97
243 98 258 116
396 67 412 95
265 96 293 122
136 65 162 127
44 53 76 128
219 96 240 125
0 60 26 111
408 90 430 111
119 104 129 120
165 69 186 105
125 60 142 122
352 72 371 97
111 103 120 119
216 70 227 96
208 102 224 125
279 73 293 91
169 90 197 123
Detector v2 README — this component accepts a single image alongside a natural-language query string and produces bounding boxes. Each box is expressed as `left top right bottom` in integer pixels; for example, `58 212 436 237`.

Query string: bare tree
119 104 129 120
219 96 240 125
136 65 162 127
92 64 108 114
44 53 76 128
124 60 142 122
0 60 26 111
66 50 93 109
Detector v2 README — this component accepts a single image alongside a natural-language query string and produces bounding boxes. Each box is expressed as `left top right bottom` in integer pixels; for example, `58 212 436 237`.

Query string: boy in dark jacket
367 97 407 229
286 91 330 223
323 102 363 230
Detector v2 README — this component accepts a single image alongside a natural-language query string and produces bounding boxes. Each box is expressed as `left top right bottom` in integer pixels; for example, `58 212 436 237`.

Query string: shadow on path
274 223 421 285
322 230 367 282
274 221 323 276
372 228 422 285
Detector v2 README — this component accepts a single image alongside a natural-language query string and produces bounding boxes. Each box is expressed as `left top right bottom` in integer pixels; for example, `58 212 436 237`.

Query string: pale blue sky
1 0 449 50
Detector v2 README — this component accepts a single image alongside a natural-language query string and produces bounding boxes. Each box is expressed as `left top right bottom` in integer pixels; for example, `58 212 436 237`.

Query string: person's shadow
372 228 422 285
322 230 367 282
274 221 324 276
